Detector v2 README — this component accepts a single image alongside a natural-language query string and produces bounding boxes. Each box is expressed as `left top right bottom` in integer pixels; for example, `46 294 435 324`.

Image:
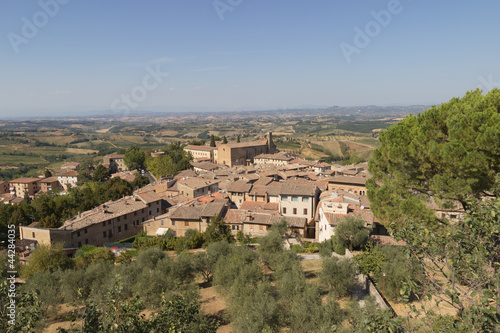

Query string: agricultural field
0 111 403 180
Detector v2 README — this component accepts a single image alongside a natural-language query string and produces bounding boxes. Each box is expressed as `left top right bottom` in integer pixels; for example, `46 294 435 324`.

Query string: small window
117 217 120 222
259 225 263 230
103 231 106 238
157 208 159 213
172 221 175 226
84 228 88 234
77 231 80 237
232 225 235 230
282 195 288 200
283 207 287 214
142 218 145 222
134 211 137 216
184 221 189 227
108 230 112 237
118 226 121 233
124 224 128 230
302 197 309 202
293 208 297 215
292 196 298 202
303 208 308 215
32 232 35 238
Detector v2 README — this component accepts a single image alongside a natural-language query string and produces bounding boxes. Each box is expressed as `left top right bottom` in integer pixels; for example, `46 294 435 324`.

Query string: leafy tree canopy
368 89 500 226
124 145 146 170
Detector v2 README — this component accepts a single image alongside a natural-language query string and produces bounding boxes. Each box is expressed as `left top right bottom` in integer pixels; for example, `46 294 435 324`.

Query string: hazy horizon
1 1 499 117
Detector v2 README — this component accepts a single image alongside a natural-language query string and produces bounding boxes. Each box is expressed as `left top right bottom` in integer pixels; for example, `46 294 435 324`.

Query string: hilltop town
10 131 464 252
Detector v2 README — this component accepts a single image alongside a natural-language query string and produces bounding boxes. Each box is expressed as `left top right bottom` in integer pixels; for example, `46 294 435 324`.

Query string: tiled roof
174 169 198 180
240 201 266 211
252 177 274 186
168 205 204 220
201 201 226 218
244 213 307 228
40 176 59 183
192 162 219 171
60 196 148 231
57 171 79 177
224 140 267 148
184 145 217 151
329 175 369 186
280 180 318 196
224 209 247 224
9 177 40 184
227 180 253 193
177 177 219 190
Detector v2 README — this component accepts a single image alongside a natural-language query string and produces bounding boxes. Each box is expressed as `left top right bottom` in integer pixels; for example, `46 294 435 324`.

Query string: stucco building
9 177 41 198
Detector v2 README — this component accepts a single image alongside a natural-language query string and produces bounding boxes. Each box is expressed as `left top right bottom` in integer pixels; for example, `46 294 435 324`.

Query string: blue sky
1 0 499 117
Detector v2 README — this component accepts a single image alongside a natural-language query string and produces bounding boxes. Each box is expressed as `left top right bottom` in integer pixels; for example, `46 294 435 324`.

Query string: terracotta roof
9 177 40 184
201 201 226 218
177 177 219 190
173 169 197 181
241 173 260 181
184 145 217 151
227 180 253 193
135 191 161 204
57 171 79 177
40 176 59 183
60 196 148 231
168 205 204 220
243 213 307 228
280 180 318 196
223 140 267 148
252 177 274 186
192 162 219 171
329 175 369 186
224 209 247 224
240 201 266 211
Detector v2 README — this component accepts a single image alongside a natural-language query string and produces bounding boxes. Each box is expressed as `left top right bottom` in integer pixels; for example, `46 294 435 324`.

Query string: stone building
103 154 127 173
327 175 369 196
19 193 163 248
176 177 219 199
216 132 276 167
40 176 61 192
183 145 217 162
